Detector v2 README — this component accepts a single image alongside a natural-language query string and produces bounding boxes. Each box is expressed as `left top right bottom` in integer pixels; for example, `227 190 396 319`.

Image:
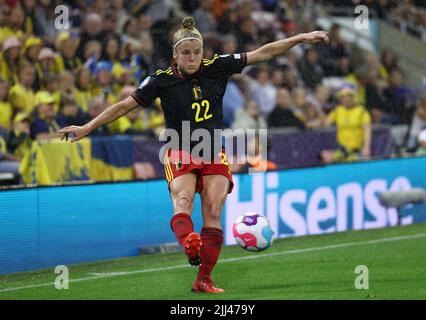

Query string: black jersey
131 53 247 152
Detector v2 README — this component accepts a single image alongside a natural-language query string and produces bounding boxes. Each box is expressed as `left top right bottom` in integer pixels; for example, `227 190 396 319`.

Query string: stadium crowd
0 0 425 183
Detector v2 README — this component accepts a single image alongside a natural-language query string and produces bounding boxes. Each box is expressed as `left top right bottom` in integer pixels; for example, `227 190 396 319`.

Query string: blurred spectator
277 0 306 22
0 5 25 45
407 90 426 150
216 7 239 35
221 34 237 54
37 47 61 82
250 65 277 117
389 0 426 40
321 88 372 163
281 68 300 92
267 88 305 130
74 67 93 112
89 0 109 13
56 31 82 71
119 43 141 87
0 78 12 130
0 133 21 180
416 129 426 156
242 135 277 173
100 34 122 67
365 52 387 89
82 40 102 74
379 48 399 82
120 106 146 135
345 66 369 107
327 23 350 59
59 71 76 98
236 18 258 52
81 97 110 136
142 0 178 25
121 17 140 45
311 84 333 113
134 31 155 82
21 0 45 36
193 0 217 34
130 0 152 16
297 47 324 89
21 36 42 77
30 91 61 140
346 64 387 120
380 69 413 124
212 0 230 21
35 0 60 45
100 9 122 41
78 13 104 60
304 101 325 130
113 63 135 91
7 112 31 160
42 73 61 112
56 95 86 128
180 0 200 13
111 0 129 32
138 14 153 32
332 56 352 77
317 23 349 76
270 68 285 88
9 62 36 114
291 87 312 125
0 36 22 84
222 75 246 128
108 85 141 135
92 61 116 106
232 99 267 132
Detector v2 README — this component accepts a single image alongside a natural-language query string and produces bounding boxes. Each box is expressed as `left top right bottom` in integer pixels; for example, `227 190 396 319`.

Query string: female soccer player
59 17 328 293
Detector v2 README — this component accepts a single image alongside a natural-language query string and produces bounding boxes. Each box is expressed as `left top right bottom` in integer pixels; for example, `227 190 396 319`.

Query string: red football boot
184 232 202 266
191 277 225 294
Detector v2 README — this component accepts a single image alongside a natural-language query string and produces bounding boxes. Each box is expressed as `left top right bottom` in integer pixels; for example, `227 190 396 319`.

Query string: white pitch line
0 232 425 294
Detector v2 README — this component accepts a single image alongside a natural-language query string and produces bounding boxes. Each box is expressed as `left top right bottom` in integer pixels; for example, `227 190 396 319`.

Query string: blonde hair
172 17 203 50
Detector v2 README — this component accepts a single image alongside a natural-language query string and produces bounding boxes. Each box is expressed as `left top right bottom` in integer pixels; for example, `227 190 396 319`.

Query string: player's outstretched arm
58 96 139 142
246 31 329 65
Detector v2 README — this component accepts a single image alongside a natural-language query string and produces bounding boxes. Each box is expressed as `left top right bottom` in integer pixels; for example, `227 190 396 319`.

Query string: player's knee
204 197 225 221
174 190 194 211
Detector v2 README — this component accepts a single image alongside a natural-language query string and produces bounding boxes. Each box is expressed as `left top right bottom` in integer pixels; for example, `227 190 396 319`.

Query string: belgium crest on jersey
192 84 203 100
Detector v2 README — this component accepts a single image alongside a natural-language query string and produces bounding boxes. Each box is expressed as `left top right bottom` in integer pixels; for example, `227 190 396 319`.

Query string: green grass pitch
1 223 425 300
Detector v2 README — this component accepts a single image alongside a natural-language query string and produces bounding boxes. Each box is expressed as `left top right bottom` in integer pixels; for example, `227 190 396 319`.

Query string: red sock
170 213 194 248
197 227 223 280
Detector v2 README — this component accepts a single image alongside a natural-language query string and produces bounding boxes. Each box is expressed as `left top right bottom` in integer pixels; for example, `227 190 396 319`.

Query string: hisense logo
225 174 414 244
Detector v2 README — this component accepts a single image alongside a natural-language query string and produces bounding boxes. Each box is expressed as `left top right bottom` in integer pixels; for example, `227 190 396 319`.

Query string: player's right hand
58 125 89 143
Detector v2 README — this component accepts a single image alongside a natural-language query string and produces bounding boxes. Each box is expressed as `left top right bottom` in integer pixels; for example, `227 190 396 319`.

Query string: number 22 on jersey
192 99 212 123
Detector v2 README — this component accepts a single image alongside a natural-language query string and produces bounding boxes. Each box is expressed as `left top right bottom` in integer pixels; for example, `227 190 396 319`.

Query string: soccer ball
232 212 274 252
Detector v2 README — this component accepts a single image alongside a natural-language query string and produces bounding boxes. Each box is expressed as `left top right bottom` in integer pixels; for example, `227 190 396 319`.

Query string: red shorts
163 149 234 194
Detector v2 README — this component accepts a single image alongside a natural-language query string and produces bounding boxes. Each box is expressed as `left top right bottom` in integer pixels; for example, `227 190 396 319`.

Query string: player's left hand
302 31 329 44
